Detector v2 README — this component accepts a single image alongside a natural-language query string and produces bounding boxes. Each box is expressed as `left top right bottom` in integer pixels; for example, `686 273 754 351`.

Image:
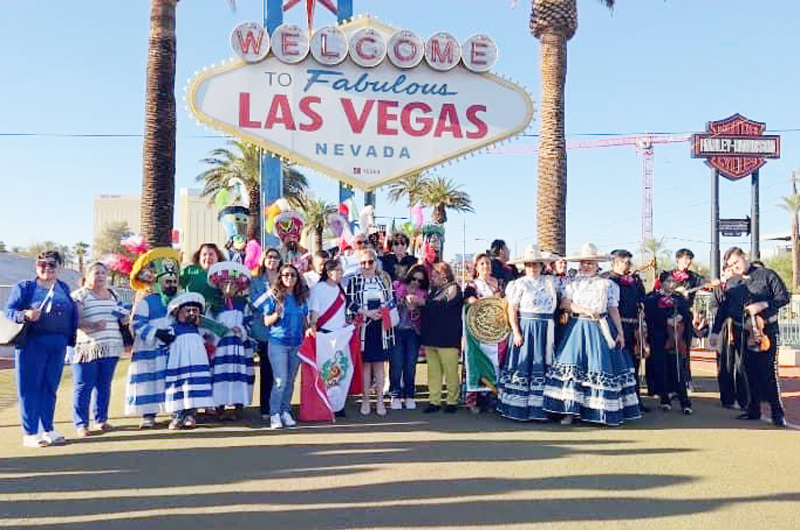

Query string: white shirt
303 270 321 289
565 275 619 314
309 281 347 330
506 275 558 313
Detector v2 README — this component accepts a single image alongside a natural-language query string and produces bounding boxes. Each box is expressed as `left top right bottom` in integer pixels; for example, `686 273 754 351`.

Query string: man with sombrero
496 244 558 421
124 247 181 428
543 243 641 426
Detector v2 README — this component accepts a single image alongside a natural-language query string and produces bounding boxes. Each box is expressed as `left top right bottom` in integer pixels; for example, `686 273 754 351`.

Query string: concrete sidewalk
1 359 799 530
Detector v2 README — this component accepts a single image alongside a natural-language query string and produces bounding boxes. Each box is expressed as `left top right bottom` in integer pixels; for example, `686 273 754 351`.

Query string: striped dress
210 298 255 407
125 293 170 416
164 323 214 412
72 289 129 363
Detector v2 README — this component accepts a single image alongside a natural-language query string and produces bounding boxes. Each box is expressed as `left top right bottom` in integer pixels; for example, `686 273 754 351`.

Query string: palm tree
301 198 337 253
386 173 430 208
140 0 178 247
641 236 670 289
197 139 309 240
778 193 800 291
73 242 90 273
530 0 615 255
420 176 474 226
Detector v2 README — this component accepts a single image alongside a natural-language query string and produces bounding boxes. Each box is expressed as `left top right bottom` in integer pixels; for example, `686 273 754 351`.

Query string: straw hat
129 247 180 290
564 243 611 262
508 244 554 265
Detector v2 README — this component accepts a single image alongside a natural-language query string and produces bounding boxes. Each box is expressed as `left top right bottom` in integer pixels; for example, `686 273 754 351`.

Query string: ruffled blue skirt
497 313 553 421
543 316 641 426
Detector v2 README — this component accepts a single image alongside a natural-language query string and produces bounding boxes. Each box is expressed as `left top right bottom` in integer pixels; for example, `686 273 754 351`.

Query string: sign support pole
260 0 285 248
337 0 355 214
711 168 720 279
752 169 760 260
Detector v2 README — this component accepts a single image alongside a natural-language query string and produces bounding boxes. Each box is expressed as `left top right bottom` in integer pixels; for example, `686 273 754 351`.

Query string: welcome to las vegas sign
187 16 534 191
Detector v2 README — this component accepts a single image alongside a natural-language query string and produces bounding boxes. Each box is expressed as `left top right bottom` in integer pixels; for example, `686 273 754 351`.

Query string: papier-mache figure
125 247 181 428
215 177 251 263
274 209 309 274
162 292 215 430
206 261 254 419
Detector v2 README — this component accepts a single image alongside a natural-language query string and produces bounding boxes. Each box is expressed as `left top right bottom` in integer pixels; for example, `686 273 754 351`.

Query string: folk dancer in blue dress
497 245 559 421
206 261 254 420
601 249 649 412
544 253 572 349
162 293 215 429
544 243 641 426
125 248 181 429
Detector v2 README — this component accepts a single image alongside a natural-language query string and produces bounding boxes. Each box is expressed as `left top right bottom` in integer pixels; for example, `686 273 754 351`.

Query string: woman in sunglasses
346 249 396 416
255 264 309 429
250 248 283 420
5 250 79 447
389 264 428 410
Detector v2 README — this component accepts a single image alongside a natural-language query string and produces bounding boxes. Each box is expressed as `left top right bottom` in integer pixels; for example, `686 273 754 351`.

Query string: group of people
4 232 790 448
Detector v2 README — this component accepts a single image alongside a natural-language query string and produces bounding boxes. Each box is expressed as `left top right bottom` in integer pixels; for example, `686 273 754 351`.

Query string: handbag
109 290 135 348
0 313 26 346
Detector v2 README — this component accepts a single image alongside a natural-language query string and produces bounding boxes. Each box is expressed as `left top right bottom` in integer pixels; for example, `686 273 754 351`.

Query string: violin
745 313 771 352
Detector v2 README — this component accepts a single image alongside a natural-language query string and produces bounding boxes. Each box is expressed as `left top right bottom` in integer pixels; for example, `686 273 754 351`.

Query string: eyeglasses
360 260 375 266
281 272 298 278
36 260 58 269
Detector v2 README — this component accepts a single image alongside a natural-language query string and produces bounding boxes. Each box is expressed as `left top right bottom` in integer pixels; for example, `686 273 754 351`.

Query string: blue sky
1 0 799 265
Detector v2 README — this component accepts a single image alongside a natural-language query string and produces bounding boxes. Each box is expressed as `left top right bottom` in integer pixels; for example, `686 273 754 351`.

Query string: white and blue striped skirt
165 333 214 413
125 346 168 416
497 312 554 421
211 334 255 407
544 316 641 426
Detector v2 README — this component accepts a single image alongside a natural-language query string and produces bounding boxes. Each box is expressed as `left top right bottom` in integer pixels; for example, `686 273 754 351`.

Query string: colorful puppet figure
274 210 309 274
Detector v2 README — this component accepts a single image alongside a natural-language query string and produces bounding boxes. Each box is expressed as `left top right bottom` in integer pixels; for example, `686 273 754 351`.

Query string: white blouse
506 275 558 314
564 275 619 314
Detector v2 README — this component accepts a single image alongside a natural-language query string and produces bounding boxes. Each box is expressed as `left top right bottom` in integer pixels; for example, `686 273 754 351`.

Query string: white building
94 189 228 263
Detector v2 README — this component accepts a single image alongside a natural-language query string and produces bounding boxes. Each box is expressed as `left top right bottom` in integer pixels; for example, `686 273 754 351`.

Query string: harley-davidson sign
691 113 781 181
187 17 534 191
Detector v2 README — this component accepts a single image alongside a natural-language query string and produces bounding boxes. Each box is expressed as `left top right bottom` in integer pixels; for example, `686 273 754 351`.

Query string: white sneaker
390 398 403 410
43 430 66 446
280 412 296 427
22 434 48 448
405 398 417 410
270 414 283 430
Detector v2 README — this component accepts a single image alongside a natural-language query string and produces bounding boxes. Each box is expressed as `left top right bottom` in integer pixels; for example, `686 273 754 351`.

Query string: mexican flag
464 323 500 393
298 325 360 422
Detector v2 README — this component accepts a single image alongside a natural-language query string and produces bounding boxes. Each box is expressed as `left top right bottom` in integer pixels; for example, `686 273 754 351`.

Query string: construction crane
490 133 692 255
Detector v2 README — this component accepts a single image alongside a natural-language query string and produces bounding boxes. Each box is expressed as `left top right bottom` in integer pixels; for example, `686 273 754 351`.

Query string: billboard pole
711 168 720 278
752 169 760 260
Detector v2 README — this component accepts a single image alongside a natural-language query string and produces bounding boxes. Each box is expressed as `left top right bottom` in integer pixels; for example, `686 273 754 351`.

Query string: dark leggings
258 341 274 415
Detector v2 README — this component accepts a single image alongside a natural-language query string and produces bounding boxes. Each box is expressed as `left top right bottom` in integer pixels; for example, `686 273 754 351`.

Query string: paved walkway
1 358 799 530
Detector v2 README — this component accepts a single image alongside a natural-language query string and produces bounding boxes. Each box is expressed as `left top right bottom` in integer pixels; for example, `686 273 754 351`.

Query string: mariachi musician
602 250 648 411
658 248 707 388
710 247 789 427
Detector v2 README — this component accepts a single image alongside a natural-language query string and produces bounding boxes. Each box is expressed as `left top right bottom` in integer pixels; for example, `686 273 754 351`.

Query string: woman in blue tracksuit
5 250 79 448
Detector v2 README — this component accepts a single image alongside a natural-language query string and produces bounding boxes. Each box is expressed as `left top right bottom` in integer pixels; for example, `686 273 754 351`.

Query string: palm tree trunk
536 30 568 256
248 183 261 241
141 0 177 247
314 228 323 255
792 215 799 291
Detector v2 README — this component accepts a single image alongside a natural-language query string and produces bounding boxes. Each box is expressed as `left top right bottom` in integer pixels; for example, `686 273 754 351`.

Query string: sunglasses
36 260 58 269
360 260 375 266
281 272 298 278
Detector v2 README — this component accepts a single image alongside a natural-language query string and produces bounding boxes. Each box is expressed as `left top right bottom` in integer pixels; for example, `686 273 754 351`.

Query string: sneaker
682 407 693 416
43 430 66 446
140 417 156 429
660 403 672 412
469 406 480 415
405 398 417 410
281 412 297 427
183 415 196 429
376 402 387 416
270 414 283 430
168 418 182 430
773 415 787 428
22 434 48 448
560 416 574 425
76 426 91 438
360 402 371 415
390 398 403 410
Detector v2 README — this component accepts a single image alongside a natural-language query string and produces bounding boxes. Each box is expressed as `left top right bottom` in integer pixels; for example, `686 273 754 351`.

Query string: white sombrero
167 292 205 315
564 243 611 262
508 244 554 265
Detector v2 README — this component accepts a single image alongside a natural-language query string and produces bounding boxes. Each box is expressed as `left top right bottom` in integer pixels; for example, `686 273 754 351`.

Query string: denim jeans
268 342 300 416
390 328 420 399
71 356 119 427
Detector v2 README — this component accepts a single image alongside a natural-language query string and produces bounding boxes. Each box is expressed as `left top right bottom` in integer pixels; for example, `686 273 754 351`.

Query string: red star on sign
283 0 338 30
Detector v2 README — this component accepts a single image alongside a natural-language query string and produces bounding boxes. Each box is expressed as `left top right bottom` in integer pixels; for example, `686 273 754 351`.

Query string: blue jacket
5 278 80 347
